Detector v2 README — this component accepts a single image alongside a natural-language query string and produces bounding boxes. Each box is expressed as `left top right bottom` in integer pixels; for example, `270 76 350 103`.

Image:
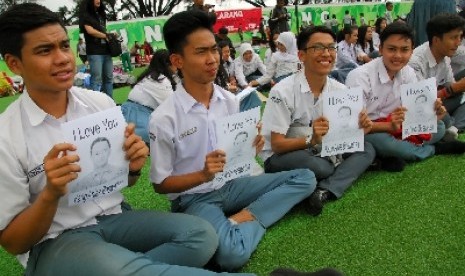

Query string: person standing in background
384 2 394 25
79 0 114 97
270 0 290 34
406 0 456 47
76 37 87 64
120 38 132 73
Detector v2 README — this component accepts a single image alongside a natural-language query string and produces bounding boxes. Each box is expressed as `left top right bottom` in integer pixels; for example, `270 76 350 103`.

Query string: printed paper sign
61 106 129 206
400 77 437 139
214 107 260 185
321 87 364 157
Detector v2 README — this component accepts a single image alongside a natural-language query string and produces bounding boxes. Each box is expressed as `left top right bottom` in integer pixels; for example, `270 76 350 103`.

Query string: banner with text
214 8 262 33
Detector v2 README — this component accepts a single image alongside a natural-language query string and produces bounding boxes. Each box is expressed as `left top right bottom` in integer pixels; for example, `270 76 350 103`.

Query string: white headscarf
275 31 298 62
237 43 256 64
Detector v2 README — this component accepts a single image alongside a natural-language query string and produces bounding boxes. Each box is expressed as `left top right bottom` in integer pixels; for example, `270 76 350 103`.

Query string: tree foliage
119 0 184 19
0 0 37 13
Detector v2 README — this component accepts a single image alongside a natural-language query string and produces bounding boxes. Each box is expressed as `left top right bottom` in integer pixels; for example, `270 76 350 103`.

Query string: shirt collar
297 70 332 95
376 58 392 84
21 88 89 126
425 44 439 68
177 83 226 114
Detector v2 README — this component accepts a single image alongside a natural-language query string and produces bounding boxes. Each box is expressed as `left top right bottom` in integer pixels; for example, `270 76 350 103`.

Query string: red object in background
213 8 262 33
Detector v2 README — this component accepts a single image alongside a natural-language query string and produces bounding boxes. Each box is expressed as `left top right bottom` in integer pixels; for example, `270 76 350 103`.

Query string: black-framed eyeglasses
303 44 338 54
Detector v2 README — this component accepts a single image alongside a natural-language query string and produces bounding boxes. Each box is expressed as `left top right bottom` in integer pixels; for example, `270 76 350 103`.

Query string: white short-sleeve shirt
408 42 454 86
346 57 418 120
128 74 174 110
149 84 239 200
0 87 123 266
336 40 359 69
260 70 346 161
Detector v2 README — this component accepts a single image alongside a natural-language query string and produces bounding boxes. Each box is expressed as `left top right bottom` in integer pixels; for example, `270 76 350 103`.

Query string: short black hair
380 21 414 47
297 26 336 51
163 10 216 55
426 13 465 44
0 3 66 58
219 27 228 35
90 137 111 155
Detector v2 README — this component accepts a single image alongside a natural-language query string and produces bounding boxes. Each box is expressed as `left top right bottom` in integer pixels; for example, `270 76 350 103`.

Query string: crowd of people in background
1 0 465 275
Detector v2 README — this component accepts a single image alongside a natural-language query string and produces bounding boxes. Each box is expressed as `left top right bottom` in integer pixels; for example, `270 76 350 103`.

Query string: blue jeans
365 120 445 161
25 209 249 276
171 169 316 271
264 142 376 198
88 54 114 98
443 94 465 131
121 100 153 145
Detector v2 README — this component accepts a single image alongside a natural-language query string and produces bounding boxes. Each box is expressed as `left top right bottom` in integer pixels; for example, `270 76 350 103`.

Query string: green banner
0 1 414 68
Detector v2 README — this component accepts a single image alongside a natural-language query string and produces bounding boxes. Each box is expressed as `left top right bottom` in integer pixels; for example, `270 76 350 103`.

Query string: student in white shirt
336 25 360 69
261 26 375 217
249 31 300 88
264 31 280 66
372 17 387 49
150 10 316 272
0 4 241 276
355 25 378 64
408 14 465 135
121 49 177 145
234 43 267 89
346 22 465 172
384 2 394 25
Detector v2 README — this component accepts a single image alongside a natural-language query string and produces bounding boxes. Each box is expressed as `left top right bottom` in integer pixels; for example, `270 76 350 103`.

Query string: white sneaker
443 126 459 142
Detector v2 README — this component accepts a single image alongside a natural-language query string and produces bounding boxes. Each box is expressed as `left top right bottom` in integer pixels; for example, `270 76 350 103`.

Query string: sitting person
355 25 379 64
336 25 360 69
408 13 465 137
150 10 316 272
234 42 267 89
261 26 376 217
264 31 280 66
346 22 465 172
372 17 387 49
249 31 301 88
216 41 262 112
121 49 178 145
0 4 242 276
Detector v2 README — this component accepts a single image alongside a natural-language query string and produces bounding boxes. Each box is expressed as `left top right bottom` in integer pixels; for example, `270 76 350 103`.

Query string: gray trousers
443 94 465 131
264 142 376 198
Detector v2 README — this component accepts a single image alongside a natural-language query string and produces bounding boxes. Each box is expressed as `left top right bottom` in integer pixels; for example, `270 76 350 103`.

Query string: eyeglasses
303 44 338 54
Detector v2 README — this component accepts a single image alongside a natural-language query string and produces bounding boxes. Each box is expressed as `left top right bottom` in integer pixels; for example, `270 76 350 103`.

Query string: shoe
435 140 465 155
305 188 335 216
270 267 344 276
443 126 459 142
379 156 406 172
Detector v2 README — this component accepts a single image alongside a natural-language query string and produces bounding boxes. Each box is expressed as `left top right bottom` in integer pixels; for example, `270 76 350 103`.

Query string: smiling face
5 23 75 98
379 34 413 77
299 32 336 77
242 50 253 62
170 28 219 86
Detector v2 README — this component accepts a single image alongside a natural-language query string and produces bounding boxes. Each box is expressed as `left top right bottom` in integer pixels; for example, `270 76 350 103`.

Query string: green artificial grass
1 64 465 276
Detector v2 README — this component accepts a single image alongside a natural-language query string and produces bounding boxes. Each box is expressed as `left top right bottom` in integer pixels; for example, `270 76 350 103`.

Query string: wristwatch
305 135 312 148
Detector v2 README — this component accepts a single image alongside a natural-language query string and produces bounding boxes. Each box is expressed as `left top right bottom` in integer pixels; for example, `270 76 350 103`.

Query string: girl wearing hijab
234 43 267 89
249 31 300 87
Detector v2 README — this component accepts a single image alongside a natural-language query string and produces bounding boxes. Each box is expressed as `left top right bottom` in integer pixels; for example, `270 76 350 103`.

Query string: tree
0 0 37 13
119 0 187 18
244 0 267 7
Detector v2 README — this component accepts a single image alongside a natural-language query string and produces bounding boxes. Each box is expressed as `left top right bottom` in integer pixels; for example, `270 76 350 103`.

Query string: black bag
107 33 122 57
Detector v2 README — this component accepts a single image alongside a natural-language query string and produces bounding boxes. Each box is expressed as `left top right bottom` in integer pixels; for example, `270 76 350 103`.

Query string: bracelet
128 169 141 177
